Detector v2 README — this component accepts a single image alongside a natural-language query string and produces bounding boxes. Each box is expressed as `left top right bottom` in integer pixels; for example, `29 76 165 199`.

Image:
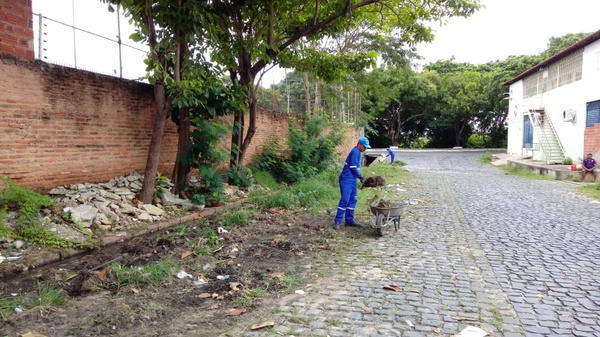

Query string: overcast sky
32 0 600 83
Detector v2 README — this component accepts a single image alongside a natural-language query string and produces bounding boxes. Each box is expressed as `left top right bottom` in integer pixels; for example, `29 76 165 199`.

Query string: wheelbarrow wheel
375 213 385 237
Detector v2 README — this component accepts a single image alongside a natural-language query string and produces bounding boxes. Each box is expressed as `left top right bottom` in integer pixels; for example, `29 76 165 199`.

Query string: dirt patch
0 208 371 337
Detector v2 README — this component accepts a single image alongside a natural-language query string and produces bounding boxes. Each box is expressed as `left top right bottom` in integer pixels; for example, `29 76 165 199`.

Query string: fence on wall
32 11 148 81
31 11 358 124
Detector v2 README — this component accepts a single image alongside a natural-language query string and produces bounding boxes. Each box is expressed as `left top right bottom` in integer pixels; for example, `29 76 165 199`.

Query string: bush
562 157 573 165
250 116 344 183
226 166 253 188
466 134 490 149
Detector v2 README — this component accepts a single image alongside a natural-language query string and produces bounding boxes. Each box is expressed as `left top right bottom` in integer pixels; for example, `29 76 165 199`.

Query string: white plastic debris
216 275 230 280
454 326 488 337
217 227 228 233
295 290 305 295
193 278 207 286
406 320 414 327
203 263 211 270
0 255 5 263
15 307 23 313
176 271 193 279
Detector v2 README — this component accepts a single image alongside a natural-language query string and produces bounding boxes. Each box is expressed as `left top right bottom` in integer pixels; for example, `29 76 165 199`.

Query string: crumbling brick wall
0 54 360 191
0 0 34 59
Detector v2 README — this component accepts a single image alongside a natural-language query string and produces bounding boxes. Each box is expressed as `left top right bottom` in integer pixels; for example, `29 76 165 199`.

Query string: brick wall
584 124 600 157
0 0 34 58
0 53 360 191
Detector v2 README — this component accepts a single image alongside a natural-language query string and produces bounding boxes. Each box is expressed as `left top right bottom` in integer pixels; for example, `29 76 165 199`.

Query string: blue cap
358 137 371 148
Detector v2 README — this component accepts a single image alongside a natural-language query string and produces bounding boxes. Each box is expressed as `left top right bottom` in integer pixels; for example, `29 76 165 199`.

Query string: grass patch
578 181 600 201
0 177 91 249
0 282 68 320
478 151 493 164
219 209 256 227
232 296 253 308
108 261 173 289
246 287 268 298
252 171 279 190
498 164 552 180
248 172 338 212
280 274 301 288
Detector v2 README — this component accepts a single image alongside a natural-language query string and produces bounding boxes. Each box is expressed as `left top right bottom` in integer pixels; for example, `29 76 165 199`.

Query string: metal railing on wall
33 12 148 81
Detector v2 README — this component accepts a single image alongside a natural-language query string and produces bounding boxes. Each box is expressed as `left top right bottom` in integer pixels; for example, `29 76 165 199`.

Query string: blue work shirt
339 146 363 181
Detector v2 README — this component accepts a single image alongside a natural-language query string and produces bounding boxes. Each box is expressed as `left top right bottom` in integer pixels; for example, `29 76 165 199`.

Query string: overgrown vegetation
0 177 90 248
478 151 493 164
250 116 345 184
0 282 68 320
578 181 600 201
498 164 552 180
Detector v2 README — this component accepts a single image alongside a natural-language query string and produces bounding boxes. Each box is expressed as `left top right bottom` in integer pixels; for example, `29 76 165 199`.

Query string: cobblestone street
246 150 600 337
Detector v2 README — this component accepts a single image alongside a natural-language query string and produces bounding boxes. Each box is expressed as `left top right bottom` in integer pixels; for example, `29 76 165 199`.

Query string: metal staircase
527 109 565 164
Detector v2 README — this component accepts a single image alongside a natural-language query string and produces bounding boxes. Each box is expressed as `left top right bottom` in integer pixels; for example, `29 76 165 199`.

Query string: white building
504 30 600 164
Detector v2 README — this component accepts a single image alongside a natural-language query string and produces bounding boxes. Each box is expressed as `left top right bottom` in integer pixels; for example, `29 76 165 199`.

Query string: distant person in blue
333 137 371 230
386 147 395 165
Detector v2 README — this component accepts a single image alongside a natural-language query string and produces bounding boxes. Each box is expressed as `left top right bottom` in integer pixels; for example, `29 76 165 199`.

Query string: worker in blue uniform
386 147 395 165
333 137 371 230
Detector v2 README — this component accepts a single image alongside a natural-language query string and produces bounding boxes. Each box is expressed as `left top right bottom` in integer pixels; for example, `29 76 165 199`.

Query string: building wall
0 0 34 58
0 53 360 191
507 39 600 162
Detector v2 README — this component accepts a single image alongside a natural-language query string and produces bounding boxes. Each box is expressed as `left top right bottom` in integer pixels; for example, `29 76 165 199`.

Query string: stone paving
244 150 600 337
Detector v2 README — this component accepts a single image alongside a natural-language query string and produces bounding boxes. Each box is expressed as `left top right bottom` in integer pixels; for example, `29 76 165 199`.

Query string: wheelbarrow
369 201 404 237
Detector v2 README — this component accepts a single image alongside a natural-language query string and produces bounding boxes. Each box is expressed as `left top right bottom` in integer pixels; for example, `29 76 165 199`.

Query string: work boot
333 222 341 230
345 222 361 227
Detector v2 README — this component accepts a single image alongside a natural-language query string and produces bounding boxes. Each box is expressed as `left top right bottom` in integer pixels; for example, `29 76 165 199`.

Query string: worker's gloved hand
359 177 364 184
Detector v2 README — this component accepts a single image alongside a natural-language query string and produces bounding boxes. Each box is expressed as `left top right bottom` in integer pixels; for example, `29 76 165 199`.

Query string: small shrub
562 157 573 165
466 134 490 149
226 166 253 188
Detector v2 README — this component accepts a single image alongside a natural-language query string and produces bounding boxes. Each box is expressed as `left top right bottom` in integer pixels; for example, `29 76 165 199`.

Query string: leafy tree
540 32 590 59
201 0 482 168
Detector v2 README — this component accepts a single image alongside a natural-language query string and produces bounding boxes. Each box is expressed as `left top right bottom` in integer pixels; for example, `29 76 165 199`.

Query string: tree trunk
303 72 311 115
230 64 257 168
314 78 322 113
172 107 190 197
139 81 168 204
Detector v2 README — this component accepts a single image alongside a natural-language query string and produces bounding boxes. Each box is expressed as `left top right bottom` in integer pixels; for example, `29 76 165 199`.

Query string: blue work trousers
334 177 358 224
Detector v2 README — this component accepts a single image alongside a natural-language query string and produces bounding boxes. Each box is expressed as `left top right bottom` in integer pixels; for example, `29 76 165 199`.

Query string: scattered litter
217 227 228 233
197 293 211 298
193 278 207 286
0 255 5 263
216 275 230 280
230 247 239 253
405 320 414 327
15 306 23 313
176 271 193 279
251 321 275 330
454 326 488 337
7 256 21 261
383 285 402 292
203 263 211 270
229 282 242 291
227 308 247 316
295 290 305 295
212 246 223 253
181 251 193 259
13 240 24 249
